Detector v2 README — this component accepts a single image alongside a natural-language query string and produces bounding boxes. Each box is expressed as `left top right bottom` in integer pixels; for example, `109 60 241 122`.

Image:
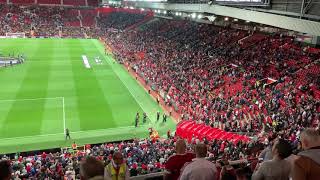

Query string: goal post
5 32 26 38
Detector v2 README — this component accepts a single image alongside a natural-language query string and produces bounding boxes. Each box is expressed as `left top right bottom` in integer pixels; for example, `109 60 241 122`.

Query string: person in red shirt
41 152 47 159
165 139 195 180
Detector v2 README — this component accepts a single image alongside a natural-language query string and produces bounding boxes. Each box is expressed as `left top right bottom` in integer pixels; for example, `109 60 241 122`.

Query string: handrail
130 171 166 180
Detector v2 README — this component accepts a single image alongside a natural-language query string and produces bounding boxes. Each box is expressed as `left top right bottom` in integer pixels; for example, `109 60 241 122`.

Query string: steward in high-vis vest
105 152 130 180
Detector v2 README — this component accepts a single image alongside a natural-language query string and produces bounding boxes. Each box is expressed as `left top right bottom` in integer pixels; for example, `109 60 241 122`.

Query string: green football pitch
0 38 176 154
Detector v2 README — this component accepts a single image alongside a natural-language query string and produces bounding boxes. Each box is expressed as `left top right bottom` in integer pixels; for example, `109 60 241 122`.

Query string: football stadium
0 38 176 154
0 0 319 179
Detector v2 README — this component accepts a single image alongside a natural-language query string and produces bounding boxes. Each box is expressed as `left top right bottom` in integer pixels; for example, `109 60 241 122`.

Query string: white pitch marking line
0 97 64 102
62 97 66 135
82 55 91 68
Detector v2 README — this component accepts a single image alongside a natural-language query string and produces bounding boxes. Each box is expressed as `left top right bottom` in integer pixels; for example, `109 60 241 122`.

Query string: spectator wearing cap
80 156 104 180
165 139 195 180
292 128 320 180
179 143 217 180
0 160 12 180
252 138 292 180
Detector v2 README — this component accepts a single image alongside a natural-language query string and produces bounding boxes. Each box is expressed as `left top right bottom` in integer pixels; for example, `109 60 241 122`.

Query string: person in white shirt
179 143 217 180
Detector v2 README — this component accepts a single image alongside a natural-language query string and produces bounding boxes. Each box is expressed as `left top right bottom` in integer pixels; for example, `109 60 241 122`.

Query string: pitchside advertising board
0 33 26 38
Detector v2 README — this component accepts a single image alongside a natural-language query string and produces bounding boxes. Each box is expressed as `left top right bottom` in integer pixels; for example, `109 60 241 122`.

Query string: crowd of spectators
106 19 320 138
98 12 147 31
0 4 150 38
1 128 320 179
0 4 320 180
0 4 82 37
0 135 262 179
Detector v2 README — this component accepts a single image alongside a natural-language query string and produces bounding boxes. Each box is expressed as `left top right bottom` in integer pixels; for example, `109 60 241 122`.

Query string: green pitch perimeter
0 38 176 154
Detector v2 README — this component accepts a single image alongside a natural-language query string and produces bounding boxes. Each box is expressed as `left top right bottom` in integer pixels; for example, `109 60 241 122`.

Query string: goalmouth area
0 38 176 154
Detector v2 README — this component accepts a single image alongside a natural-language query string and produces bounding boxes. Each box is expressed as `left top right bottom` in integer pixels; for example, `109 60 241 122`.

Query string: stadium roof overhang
130 2 320 36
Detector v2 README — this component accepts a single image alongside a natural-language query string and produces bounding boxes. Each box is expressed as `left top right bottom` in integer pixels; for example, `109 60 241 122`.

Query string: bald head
80 156 104 180
195 143 207 158
300 128 320 150
175 139 187 154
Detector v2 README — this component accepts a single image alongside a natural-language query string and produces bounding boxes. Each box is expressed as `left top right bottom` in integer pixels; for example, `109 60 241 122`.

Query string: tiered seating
62 8 80 27
239 33 267 48
0 5 148 37
81 9 96 27
0 5 93 37
63 0 85 6
299 63 320 85
105 18 320 135
11 0 35 4
3 134 264 179
87 0 98 7
177 121 250 143
38 0 60 5
0 6 320 180
98 12 146 30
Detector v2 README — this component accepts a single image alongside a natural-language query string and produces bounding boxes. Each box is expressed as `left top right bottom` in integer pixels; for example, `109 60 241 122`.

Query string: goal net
5 32 26 38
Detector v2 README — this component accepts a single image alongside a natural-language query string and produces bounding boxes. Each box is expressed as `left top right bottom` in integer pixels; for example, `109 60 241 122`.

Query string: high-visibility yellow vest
106 163 126 180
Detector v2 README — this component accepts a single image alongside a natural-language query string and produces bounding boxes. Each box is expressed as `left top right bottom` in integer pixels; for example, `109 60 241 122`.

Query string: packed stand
98 12 147 31
0 4 97 38
0 5 149 38
0 134 269 179
1 128 320 180
105 18 320 138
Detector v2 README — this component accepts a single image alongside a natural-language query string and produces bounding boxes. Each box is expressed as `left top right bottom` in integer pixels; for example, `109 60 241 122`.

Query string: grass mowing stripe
41 40 68 135
1 40 52 138
0 40 36 132
69 39 116 132
49 40 82 132
0 39 177 153
93 40 177 135
0 97 63 102
87 40 145 128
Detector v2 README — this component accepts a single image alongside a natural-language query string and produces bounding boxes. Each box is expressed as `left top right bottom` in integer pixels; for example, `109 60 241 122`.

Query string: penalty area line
62 97 66 136
0 97 64 102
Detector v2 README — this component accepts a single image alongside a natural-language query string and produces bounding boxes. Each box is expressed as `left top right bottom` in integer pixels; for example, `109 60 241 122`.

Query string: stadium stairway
78 10 83 27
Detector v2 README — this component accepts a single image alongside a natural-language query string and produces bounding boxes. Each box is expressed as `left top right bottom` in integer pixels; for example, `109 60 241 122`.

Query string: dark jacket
292 146 320 180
